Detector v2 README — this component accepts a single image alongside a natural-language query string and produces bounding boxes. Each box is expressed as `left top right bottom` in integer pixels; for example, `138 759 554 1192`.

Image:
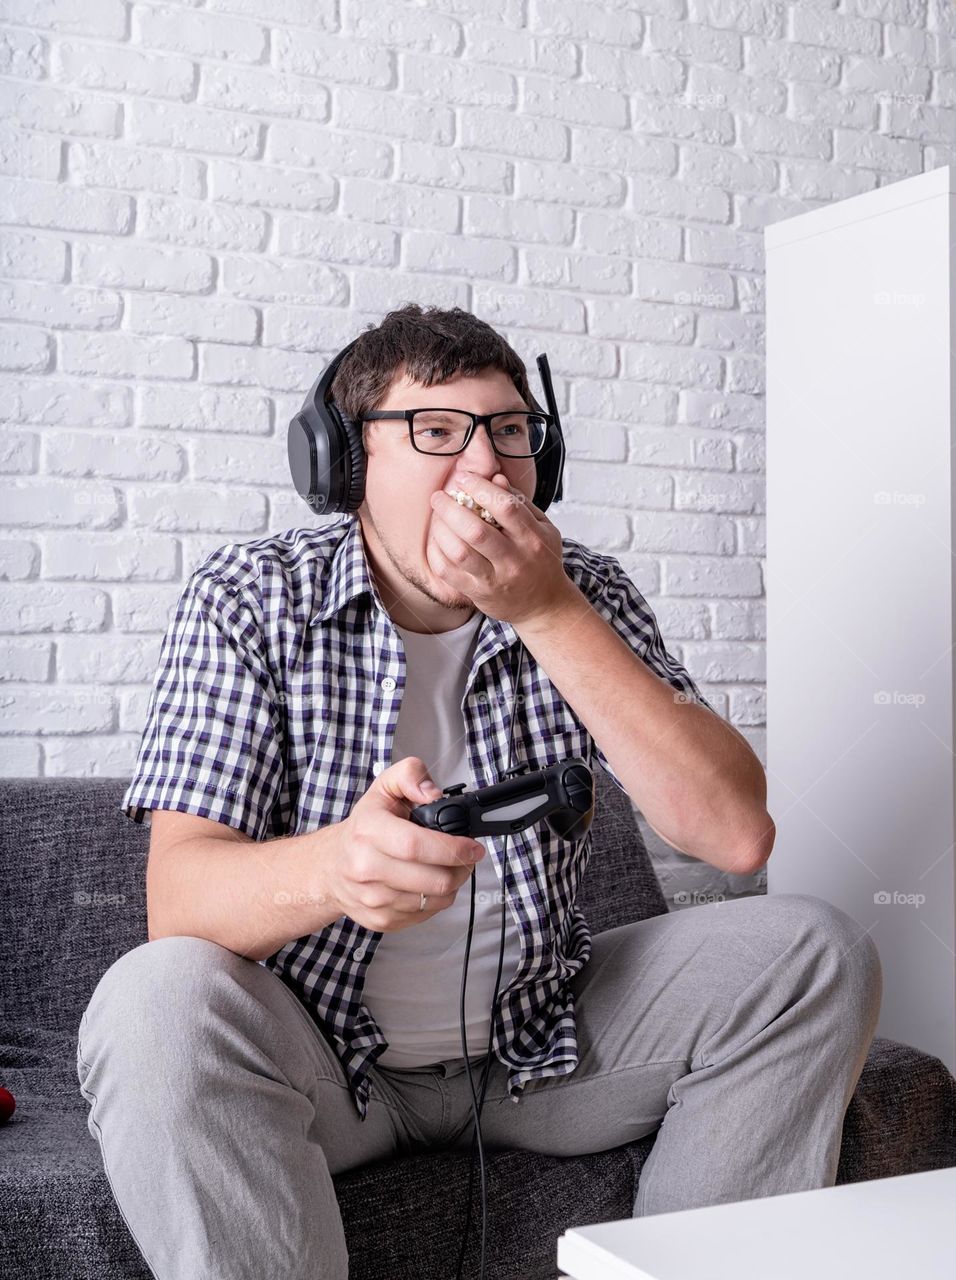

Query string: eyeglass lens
410 410 547 456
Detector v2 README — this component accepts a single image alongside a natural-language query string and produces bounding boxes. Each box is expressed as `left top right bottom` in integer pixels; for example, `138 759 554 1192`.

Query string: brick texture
2 0 948 903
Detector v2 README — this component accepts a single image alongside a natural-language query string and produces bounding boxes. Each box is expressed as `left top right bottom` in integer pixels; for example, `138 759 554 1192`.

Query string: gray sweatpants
76 892 882 1280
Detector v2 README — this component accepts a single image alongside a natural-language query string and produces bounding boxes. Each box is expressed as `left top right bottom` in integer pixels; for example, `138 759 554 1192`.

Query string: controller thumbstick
564 764 593 813
443 783 468 797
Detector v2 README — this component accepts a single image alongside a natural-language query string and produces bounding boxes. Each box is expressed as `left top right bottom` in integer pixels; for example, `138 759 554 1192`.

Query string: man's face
356 366 540 635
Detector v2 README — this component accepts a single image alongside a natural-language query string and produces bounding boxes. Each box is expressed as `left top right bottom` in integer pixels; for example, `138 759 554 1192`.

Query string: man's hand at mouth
426 471 574 627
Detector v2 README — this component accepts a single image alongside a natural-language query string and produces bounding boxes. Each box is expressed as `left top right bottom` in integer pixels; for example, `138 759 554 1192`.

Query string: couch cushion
0 1027 82 1106
837 1036 956 1180
0 1097 154 1280
0 779 150 1038
335 1139 650 1280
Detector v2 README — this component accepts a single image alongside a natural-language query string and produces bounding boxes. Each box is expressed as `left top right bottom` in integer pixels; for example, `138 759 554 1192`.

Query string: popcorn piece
447 488 501 527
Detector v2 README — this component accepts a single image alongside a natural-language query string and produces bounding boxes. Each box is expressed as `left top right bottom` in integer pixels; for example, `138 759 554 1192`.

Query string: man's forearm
514 581 775 875
147 823 344 962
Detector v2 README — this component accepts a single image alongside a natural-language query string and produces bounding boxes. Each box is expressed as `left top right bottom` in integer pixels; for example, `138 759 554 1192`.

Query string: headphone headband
288 339 567 518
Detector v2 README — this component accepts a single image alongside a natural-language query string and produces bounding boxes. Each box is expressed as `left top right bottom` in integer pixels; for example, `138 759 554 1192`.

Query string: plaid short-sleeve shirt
122 515 714 1120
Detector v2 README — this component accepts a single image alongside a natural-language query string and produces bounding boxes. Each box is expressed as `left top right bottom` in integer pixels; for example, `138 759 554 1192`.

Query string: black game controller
408 758 595 843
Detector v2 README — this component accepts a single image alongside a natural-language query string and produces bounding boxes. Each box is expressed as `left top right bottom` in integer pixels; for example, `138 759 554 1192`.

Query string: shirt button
372 761 384 777
353 947 365 961
381 676 396 692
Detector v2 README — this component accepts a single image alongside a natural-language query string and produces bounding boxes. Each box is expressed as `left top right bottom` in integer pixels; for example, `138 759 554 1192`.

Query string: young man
76 305 881 1280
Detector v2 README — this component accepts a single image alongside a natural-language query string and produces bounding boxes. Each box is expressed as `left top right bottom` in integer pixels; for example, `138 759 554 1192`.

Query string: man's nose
458 423 499 474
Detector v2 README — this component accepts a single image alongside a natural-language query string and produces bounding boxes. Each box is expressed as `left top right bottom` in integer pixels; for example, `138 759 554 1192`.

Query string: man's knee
774 892 883 1027
79 935 245 1065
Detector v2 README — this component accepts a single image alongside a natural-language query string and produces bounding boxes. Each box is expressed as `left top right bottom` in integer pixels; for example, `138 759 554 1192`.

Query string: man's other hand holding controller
320 757 486 933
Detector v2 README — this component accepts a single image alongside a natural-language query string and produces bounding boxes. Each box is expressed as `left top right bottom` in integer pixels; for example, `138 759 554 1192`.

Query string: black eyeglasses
362 408 551 458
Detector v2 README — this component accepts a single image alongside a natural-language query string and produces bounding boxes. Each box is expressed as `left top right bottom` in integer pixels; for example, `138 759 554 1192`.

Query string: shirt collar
308 516 520 656
309 516 387 625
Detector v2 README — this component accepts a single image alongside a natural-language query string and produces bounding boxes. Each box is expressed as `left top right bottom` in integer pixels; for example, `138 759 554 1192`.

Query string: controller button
437 804 469 835
567 786 591 813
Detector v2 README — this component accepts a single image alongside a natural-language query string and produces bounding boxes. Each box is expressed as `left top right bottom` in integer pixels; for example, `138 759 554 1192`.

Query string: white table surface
557 1167 956 1280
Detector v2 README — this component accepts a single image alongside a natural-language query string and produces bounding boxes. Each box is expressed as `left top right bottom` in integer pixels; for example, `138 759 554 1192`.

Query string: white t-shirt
360 608 524 1068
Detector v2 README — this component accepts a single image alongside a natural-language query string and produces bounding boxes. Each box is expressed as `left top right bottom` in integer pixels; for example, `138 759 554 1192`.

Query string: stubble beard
360 507 474 618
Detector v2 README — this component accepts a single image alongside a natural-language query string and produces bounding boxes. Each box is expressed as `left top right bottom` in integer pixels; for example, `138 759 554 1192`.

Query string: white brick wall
0 0 952 899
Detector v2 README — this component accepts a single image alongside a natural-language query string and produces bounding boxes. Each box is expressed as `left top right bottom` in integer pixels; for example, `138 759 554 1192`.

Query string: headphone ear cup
343 420 366 512
326 405 367 513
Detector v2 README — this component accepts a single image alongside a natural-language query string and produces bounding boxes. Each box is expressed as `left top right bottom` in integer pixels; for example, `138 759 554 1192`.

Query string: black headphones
286 337 569 1279
287 336 567 517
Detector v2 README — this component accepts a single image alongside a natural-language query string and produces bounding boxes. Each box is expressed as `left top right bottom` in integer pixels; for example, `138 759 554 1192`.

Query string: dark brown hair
329 303 540 452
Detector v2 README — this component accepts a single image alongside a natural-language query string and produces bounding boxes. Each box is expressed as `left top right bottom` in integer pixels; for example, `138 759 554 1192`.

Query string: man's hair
329 303 540 452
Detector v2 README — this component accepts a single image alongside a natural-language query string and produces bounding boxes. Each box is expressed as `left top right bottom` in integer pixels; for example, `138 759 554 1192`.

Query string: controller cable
453 638 526 1280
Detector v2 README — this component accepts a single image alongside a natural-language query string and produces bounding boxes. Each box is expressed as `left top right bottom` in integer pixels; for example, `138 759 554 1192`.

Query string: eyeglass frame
361 407 553 458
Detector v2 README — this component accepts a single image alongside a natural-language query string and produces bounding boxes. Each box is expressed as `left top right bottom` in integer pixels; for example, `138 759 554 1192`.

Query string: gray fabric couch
1 772 954 1280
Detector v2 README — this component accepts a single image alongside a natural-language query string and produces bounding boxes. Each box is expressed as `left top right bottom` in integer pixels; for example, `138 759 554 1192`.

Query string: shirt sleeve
584 553 718 796
120 566 284 843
